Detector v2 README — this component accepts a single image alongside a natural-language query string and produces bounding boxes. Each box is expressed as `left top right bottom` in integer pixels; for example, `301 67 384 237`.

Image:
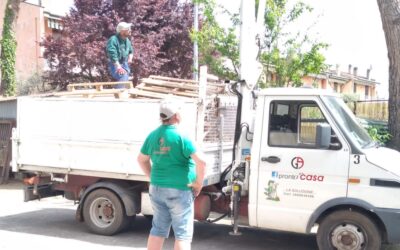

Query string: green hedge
0 1 17 97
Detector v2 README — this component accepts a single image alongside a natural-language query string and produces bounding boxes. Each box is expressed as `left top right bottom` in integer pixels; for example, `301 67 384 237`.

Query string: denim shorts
149 185 195 241
108 61 130 88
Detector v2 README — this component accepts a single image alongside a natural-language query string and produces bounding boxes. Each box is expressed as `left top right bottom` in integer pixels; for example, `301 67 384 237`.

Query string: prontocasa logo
272 171 324 182
291 157 304 169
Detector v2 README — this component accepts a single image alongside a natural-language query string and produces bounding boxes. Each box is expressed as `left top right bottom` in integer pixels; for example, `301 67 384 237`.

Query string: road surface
0 180 397 250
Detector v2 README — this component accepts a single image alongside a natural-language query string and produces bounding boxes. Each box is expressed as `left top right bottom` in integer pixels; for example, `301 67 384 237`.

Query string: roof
258 87 340 97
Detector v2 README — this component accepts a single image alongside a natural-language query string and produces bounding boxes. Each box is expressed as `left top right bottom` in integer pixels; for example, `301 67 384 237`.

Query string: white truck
10 1 400 249
10 84 400 250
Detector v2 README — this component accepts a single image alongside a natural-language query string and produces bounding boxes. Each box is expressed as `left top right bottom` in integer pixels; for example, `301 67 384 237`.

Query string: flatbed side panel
14 98 231 186
15 98 196 176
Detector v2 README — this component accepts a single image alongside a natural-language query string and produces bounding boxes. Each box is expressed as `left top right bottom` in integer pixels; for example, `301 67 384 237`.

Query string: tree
192 0 327 87
0 0 21 96
377 0 400 150
191 0 240 80
42 0 194 89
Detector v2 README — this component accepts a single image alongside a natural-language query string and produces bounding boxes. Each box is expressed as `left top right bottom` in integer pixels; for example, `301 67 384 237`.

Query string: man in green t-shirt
106 22 134 88
137 99 206 250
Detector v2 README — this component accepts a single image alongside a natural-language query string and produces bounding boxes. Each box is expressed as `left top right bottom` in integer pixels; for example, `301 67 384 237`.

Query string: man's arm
188 153 206 197
127 41 134 64
137 153 151 178
106 37 120 66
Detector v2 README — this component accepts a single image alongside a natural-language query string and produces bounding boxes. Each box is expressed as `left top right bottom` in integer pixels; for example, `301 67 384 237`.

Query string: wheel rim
89 197 116 228
331 223 366 250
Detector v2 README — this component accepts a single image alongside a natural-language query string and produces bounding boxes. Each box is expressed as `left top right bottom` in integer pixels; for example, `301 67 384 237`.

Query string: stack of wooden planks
58 75 226 100
133 75 225 99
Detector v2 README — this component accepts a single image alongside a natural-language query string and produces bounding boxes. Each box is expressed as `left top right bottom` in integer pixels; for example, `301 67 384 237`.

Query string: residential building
302 64 379 100
0 0 65 86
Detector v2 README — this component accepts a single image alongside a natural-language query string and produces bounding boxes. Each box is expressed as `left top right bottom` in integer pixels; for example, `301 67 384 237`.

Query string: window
268 101 331 148
322 96 373 148
353 83 357 93
365 86 369 99
299 106 326 144
334 82 339 93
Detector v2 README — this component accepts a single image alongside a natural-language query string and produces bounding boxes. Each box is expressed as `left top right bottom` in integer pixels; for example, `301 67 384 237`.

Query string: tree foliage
260 0 327 87
0 0 20 96
191 0 240 80
193 0 327 87
42 0 194 89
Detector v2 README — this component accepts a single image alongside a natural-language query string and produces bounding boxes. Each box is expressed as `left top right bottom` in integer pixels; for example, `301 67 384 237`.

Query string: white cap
116 22 132 33
160 99 182 120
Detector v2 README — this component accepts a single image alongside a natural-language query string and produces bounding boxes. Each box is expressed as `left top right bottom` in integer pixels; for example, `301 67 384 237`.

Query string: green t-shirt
140 125 196 190
106 34 133 63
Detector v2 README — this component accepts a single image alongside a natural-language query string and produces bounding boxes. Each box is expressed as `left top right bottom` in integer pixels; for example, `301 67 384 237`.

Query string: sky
36 0 389 98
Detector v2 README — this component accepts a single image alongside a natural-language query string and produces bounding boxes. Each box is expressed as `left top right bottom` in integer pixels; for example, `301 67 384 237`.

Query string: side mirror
316 123 331 149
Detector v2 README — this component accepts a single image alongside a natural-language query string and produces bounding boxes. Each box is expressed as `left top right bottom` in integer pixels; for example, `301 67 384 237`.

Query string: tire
83 188 130 236
316 210 381 250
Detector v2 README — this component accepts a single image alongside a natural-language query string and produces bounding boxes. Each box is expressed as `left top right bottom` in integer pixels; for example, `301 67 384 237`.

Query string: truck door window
299 105 328 145
268 101 333 149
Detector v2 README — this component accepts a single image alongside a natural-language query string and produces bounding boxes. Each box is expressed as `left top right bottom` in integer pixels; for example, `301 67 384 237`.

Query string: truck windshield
322 96 374 148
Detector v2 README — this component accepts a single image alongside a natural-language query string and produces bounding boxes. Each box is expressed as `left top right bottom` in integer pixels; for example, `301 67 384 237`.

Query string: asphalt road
0 181 398 250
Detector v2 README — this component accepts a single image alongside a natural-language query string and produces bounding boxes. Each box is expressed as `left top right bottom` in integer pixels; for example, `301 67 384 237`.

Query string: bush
17 73 52 96
367 125 391 145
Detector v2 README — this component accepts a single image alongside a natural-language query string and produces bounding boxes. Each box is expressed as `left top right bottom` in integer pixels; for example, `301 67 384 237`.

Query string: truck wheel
317 210 381 250
83 189 129 235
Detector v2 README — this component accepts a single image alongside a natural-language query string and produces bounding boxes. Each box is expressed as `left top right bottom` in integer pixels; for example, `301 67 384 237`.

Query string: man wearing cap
106 22 134 88
137 99 206 250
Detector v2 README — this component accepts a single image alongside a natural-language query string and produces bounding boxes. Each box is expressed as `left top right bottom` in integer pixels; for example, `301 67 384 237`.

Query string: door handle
261 156 281 163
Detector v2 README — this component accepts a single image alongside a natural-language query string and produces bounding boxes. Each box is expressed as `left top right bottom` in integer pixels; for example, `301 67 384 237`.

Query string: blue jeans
149 185 195 241
108 61 130 89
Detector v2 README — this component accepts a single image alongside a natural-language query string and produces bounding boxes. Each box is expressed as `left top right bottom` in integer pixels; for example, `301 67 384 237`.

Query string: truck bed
12 96 234 186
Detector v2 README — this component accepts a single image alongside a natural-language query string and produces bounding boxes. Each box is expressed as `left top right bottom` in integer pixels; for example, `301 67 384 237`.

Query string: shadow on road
0 207 319 250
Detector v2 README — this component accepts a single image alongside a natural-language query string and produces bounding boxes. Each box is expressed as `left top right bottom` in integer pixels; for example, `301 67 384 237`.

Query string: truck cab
245 87 400 249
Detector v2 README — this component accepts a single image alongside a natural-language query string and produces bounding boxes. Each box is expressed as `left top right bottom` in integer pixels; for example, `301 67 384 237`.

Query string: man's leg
174 240 191 250
148 186 171 250
147 235 165 250
169 189 195 250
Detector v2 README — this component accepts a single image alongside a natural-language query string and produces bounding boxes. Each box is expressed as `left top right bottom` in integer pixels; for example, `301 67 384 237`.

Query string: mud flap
24 184 63 202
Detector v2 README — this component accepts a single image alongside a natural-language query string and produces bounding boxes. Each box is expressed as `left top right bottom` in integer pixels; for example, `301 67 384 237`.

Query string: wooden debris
59 75 226 100
128 88 192 100
67 81 133 92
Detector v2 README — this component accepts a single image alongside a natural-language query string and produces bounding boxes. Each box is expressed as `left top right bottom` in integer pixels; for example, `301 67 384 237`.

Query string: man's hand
188 181 203 197
116 67 126 75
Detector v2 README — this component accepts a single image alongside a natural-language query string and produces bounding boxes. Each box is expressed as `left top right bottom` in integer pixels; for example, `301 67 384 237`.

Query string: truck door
256 97 350 233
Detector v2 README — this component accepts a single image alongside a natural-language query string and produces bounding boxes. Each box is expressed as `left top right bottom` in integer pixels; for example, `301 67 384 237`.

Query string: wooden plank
52 89 125 97
67 81 133 91
128 88 192 100
136 85 198 97
68 81 132 87
140 79 225 95
149 75 199 84
141 78 199 91
149 75 225 88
